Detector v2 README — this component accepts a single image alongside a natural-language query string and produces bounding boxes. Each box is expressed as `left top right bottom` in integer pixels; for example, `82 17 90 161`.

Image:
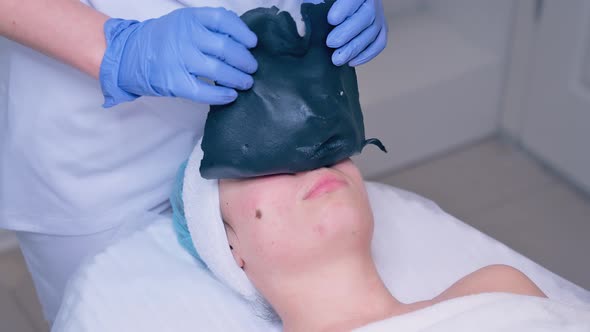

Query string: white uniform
0 0 313 322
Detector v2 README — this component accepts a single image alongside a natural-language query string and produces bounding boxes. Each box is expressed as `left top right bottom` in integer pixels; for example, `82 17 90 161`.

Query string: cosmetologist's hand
100 7 258 107
327 0 388 66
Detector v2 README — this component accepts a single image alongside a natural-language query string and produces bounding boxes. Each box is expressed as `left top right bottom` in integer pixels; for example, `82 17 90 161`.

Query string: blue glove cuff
99 18 142 108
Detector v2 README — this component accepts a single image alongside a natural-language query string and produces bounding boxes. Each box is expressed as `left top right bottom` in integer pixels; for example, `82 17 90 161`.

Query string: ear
225 225 244 269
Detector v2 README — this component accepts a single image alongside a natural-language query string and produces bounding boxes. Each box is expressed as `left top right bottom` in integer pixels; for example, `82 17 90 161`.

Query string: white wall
0 38 12 251
583 27 590 88
383 0 427 18
354 1 515 177
0 37 8 117
425 0 515 54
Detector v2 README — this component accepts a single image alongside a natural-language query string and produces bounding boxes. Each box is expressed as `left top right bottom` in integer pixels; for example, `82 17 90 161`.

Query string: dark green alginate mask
200 0 386 179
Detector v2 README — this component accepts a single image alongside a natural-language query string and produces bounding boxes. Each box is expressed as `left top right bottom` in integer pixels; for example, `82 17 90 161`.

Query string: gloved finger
348 23 387 66
171 72 238 104
327 1 376 48
200 32 258 74
188 55 254 90
331 22 381 66
328 0 365 26
193 7 258 48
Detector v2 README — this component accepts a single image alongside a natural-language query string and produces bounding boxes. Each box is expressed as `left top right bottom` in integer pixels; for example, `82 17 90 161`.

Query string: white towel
355 293 590 332
182 141 259 301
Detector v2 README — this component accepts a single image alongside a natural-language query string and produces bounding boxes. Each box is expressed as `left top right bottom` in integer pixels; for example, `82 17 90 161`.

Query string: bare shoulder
434 264 547 303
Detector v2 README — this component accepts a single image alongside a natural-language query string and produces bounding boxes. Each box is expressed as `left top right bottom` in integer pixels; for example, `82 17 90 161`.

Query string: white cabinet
519 1 590 192
503 0 590 193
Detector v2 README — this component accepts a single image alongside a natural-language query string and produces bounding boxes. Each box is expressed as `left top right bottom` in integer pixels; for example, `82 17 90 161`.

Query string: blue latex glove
326 0 388 66
100 8 258 108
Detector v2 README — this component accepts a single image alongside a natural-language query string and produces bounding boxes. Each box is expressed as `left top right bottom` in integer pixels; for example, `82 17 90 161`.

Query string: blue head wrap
170 161 202 264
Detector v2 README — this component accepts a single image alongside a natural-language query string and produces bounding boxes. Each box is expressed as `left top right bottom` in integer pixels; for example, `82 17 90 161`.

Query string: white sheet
52 182 590 331
356 293 590 332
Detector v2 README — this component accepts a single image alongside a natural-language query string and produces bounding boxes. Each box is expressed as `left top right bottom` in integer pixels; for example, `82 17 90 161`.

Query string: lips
303 172 348 201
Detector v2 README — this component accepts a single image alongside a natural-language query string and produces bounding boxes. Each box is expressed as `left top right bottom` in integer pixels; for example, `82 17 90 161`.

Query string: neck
265 253 405 332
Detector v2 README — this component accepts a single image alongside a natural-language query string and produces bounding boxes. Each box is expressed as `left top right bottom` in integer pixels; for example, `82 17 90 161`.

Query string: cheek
335 160 364 186
240 196 297 264
308 190 373 245
243 224 303 276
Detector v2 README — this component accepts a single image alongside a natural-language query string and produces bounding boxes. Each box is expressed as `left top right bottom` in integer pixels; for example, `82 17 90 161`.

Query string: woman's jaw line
256 251 402 332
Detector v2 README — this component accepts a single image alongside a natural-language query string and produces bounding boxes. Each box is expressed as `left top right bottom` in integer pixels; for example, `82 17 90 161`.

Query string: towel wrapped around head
171 141 260 301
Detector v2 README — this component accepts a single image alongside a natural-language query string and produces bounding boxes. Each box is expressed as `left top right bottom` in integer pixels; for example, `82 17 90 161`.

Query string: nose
292 158 351 177
330 158 351 168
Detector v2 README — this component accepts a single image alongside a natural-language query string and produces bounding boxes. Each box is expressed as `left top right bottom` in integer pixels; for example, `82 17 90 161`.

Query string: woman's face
219 159 373 287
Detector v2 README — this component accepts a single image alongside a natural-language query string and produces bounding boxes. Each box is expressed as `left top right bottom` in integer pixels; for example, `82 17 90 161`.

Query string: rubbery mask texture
201 0 385 179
